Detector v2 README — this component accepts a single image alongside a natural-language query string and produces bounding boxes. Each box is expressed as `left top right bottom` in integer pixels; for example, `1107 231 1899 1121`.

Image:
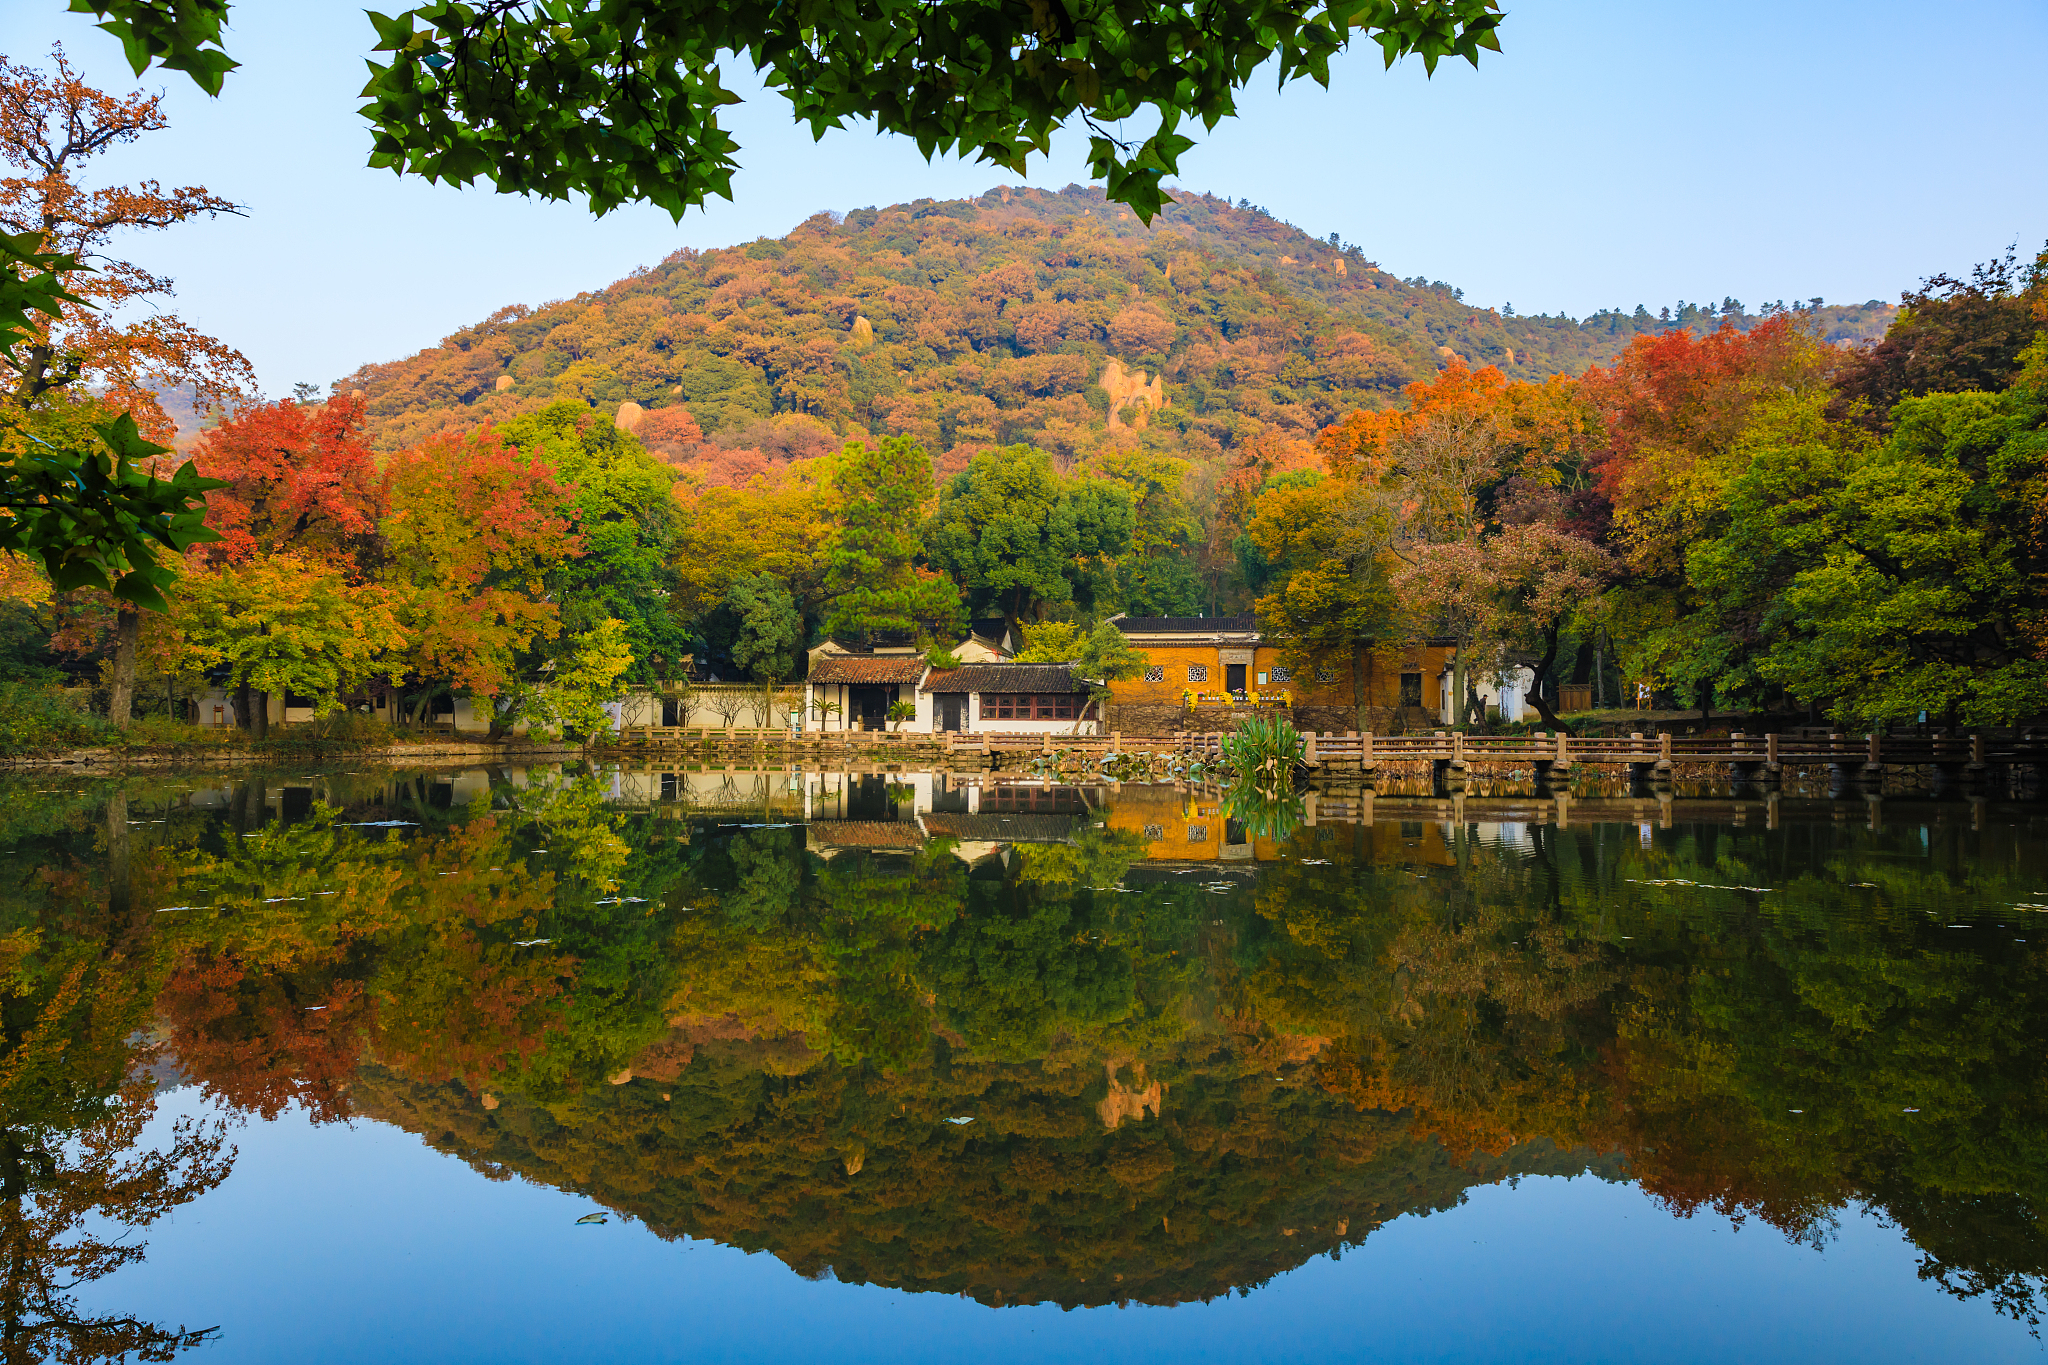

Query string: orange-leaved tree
382 427 583 728
0 45 252 435
190 394 387 570
1311 360 1606 727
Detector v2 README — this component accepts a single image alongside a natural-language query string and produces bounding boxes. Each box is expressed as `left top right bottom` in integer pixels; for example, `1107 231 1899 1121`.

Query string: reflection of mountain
4 770 2047 1327
348 1047 1620 1308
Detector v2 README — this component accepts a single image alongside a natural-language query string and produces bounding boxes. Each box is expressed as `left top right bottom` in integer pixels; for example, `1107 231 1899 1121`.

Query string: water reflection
2 766 2045 1347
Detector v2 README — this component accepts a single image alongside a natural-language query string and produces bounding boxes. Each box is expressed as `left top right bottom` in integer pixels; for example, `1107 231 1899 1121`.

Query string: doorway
939 696 964 731
1399 672 1423 708
1226 663 1247 696
849 685 891 731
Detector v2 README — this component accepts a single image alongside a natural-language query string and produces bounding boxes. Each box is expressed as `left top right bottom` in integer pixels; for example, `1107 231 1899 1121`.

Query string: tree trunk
1569 633 1594 684
235 681 252 733
108 610 139 728
1593 630 1607 709
106 787 130 924
251 690 269 740
1526 625 1575 735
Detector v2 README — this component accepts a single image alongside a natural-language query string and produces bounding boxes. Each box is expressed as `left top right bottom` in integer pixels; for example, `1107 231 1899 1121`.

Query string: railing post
1556 731 1569 766
1303 731 1318 763
1659 732 1672 764
1363 731 1374 765
1971 733 1986 765
1767 732 1779 767
1868 732 1881 766
1453 730 1465 763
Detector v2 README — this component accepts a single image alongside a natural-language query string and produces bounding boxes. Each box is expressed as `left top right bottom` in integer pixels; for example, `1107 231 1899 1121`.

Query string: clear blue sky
2 0 2043 396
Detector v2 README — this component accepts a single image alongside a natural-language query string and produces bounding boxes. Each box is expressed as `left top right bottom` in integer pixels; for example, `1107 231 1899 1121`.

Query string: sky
1 0 2043 396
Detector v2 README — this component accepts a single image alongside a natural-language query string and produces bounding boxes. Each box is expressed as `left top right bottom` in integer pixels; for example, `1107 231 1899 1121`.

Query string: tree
0 244 218 613
1479 521 1615 731
669 464 833 623
67 0 1502 225
498 401 691 684
1575 316 1839 711
823 436 963 645
1246 472 1397 730
725 572 803 726
510 616 635 741
0 46 252 436
381 427 582 724
1698 358 2048 726
1831 244 2048 431
165 550 410 729
189 394 386 571
925 445 1132 627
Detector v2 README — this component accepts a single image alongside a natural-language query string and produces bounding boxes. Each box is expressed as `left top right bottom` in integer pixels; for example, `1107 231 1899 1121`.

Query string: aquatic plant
1218 715 1306 788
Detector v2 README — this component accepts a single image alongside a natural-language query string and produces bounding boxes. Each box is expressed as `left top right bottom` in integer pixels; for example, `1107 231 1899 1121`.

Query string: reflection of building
803 772 1097 861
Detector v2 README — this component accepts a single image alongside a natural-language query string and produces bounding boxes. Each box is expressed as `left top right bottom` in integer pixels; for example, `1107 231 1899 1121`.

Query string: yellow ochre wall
1104 786 1283 863
1107 641 1458 713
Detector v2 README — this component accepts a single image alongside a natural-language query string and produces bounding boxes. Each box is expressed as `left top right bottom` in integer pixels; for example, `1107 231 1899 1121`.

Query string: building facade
921 662 1101 736
1102 616 1461 734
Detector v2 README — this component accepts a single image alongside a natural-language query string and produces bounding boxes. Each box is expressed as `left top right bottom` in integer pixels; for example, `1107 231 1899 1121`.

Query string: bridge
1173 729 2046 783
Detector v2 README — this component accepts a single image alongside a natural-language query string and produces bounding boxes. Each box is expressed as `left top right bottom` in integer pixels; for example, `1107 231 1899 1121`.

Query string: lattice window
1186 664 1209 683
1143 665 1164 683
1270 665 1293 683
987 694 1079 719
1315 668 1337 683
1143 824 1164 840
1187 825 1210 843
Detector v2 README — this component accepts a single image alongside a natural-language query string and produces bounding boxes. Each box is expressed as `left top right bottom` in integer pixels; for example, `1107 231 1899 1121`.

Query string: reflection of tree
0 1081 231 1365
0 848 232 1365
27 769 2048 1329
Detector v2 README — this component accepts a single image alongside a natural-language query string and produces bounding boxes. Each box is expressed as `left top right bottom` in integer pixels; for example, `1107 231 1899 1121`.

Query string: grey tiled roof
1111 614 1256 635
922 663 1088 693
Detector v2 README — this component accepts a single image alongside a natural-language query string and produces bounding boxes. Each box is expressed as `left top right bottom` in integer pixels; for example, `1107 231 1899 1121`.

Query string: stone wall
1105 703 1399 739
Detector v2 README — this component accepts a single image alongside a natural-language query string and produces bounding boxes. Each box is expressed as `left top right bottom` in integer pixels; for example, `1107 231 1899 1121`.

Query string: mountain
337 185 1894 474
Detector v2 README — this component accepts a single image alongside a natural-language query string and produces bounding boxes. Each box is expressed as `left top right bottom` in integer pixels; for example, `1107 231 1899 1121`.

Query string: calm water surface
7 765 2045 1362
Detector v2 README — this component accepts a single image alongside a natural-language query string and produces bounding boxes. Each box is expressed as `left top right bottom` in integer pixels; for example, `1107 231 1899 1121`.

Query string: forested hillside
338 185 1892 477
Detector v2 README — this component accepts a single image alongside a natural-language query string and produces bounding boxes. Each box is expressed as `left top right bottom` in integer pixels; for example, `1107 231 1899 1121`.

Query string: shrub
0 683 112 753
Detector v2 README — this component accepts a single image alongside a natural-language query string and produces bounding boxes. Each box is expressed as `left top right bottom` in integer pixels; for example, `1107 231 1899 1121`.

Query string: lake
8 763 2045 1362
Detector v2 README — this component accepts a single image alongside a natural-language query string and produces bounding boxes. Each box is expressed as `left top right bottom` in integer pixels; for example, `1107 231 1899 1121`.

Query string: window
284 691 316 709
1143 665 1164 683
985 694 1079 720
1315 668 1337 683
1187 825 1209 843
1186 664 1209 683
1143 824 1164 840
988 786 1087 813
1270 665 1293 683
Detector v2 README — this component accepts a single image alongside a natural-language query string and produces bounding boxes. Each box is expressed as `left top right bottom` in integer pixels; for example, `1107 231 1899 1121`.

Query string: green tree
500 401 691 683
166 549 409 720
725 572 803 725
925 445 1132 627
823 436 963 645
1720 356 2048 725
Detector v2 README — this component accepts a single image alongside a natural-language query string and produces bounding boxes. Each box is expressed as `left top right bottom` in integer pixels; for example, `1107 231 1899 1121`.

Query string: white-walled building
1435 661 1539 725
921 662 1101 736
